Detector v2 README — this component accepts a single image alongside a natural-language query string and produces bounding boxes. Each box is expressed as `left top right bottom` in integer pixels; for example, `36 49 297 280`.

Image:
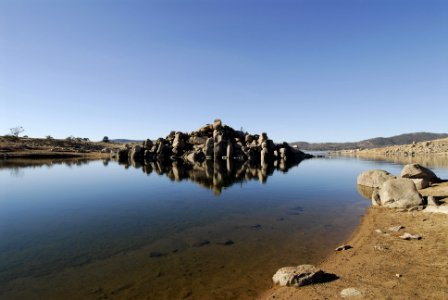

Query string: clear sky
1 0 447 143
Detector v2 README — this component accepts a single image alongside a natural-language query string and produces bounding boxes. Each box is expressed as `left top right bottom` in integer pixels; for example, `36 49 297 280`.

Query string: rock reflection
118 157 302 196
357 184 375 200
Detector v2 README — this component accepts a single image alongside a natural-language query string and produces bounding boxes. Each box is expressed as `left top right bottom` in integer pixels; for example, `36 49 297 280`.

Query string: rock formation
111 120 312 195
357 163 448 210
113 119 311 168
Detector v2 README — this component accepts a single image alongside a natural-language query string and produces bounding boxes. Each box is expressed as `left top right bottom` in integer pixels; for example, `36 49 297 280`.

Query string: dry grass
0 136 124 159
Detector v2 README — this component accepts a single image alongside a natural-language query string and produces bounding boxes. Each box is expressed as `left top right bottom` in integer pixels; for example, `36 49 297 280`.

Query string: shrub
10 126 24 137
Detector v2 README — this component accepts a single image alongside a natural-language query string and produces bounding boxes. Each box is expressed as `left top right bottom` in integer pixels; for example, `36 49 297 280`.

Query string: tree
10 126 24 137
103 136 110 143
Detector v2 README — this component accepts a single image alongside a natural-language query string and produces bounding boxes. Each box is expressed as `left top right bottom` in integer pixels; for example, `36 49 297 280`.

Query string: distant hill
291 132 448 151
111 139 143 143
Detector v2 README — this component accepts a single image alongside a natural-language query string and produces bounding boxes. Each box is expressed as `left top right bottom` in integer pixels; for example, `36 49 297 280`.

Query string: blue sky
1 0 447 143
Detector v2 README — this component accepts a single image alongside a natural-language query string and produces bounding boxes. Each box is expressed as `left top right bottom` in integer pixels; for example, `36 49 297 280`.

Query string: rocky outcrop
358 164 447 210
112 120 312 195
357 170 396 188
371 178 422 208
400 164 440 183
113 119 312 167
272 264 325 287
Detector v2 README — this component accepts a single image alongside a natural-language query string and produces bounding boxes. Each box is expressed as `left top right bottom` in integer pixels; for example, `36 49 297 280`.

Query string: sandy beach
261 184 448 299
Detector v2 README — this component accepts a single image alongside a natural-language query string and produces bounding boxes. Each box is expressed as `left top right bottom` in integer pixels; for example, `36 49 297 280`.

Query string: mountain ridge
291 132 448 151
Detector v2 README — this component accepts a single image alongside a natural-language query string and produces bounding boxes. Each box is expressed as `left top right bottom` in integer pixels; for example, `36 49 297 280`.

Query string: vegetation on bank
0 135 124 158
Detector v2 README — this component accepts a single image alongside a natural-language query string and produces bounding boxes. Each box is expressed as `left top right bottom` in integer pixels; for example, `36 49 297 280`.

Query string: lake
1 156 447 299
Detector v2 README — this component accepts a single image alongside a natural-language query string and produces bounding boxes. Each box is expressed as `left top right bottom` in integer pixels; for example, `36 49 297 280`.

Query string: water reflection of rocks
119 157 303 196
357 184 375 200
112 119 311 195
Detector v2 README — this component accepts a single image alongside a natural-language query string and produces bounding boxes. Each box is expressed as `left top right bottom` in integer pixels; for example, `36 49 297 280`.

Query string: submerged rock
217 239 234 246
192 240 210 247
272 264 324 287
149 251 166 258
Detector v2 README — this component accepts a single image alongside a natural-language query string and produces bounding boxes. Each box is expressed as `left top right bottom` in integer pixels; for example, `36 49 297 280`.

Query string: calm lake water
1 156 447 299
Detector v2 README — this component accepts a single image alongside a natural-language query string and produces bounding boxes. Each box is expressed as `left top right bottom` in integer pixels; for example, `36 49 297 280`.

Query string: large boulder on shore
357 170 396 188
272 264 324 287
400 164 439 183
372 178 422 209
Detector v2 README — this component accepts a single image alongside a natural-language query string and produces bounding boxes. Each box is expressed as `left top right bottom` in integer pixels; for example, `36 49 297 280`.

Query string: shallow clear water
1 157 447 299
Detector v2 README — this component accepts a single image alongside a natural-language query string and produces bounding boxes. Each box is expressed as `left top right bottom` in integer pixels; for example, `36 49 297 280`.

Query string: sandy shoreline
259 205 448 299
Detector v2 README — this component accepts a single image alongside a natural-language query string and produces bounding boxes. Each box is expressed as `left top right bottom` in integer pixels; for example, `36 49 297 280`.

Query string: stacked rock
115 119 312 165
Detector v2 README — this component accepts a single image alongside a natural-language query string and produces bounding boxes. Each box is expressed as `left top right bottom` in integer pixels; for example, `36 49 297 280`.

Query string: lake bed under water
1 156 447 299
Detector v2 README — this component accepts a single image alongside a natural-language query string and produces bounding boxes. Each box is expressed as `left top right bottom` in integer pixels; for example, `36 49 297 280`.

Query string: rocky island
113 119 311 166
111 119 312 195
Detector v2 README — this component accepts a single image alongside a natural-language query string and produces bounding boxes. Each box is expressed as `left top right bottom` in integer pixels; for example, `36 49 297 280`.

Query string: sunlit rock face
112 120 312 195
